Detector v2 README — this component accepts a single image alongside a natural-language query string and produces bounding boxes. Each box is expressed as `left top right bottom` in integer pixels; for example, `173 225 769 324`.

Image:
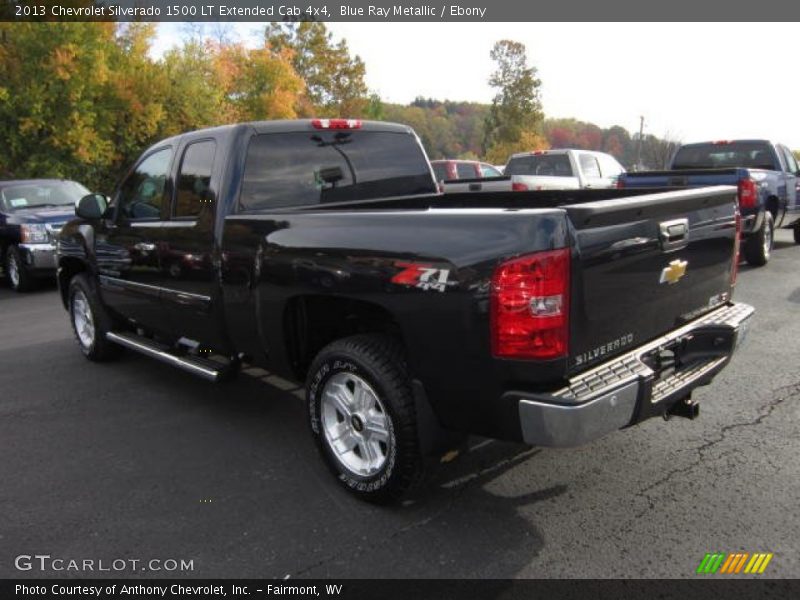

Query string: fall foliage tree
483 40 544 160
265 22 369 117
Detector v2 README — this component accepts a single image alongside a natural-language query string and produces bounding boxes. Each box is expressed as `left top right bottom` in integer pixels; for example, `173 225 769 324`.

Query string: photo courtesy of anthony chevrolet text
1 0 798 598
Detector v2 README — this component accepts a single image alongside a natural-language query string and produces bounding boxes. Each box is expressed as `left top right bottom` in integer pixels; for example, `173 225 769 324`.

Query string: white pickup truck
505 149 626 190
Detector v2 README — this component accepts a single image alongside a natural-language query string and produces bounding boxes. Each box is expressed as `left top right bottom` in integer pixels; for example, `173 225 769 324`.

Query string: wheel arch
283 295 406 381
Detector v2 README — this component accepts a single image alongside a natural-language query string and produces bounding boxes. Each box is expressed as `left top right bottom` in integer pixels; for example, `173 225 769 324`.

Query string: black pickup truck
57 119 753 503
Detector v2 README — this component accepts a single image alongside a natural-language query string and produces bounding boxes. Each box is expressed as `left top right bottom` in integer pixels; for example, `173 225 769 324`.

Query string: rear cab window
455 162 476 179
505 154 573 177
672 141 779 171
175 140 217 218
239 131 436 211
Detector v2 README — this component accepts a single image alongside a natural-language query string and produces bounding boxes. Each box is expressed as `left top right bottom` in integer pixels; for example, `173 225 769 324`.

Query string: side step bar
106 332 224 382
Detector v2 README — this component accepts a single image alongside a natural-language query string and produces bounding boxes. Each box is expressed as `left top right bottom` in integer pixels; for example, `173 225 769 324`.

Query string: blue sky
153 22 800 149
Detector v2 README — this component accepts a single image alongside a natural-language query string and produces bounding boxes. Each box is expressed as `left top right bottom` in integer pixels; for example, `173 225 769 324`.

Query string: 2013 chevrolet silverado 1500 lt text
618 139 800 266
57 120 753 503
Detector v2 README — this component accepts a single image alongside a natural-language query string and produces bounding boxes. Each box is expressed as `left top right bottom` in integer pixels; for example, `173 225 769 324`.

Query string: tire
794 223 800 244
306 334 423 504
743 211 774 267
5 245 34 292
68 273 121 361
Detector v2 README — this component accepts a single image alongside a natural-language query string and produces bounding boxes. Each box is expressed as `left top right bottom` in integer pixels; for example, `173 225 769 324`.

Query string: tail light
731 208 742 286
490 248 570 360
511 182 529 192
311 119 362 130
616 177 625 189
737 177 758 209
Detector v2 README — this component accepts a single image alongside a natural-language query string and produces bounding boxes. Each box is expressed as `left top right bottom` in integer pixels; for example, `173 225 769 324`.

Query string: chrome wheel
7 252 19 289
320 372 393 477
763 220 772 260
72 290 96 350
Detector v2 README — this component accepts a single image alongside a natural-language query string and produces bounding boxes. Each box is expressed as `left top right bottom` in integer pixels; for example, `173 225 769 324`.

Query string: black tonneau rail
303 187 675 212
563 186 737 229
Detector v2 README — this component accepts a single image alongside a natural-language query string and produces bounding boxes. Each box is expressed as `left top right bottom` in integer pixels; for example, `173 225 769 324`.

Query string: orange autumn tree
211 41 303 122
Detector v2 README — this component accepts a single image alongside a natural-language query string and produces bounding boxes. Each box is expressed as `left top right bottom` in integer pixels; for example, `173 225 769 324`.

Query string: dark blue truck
1 179 89 291
619 140 800 266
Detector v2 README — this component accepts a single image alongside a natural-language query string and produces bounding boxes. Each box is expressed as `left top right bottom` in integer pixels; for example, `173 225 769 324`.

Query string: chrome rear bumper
516 302 754 447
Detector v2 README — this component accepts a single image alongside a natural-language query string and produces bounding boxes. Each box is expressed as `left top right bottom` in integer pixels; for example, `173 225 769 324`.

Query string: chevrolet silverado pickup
618 139 800 266
57 119 753 503
1 179 89 292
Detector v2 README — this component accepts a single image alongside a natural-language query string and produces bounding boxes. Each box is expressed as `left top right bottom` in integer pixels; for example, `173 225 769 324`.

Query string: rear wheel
794 223 800 244
743 211 774 267
306 334 423 504
5 245 34 292
68 273 121 361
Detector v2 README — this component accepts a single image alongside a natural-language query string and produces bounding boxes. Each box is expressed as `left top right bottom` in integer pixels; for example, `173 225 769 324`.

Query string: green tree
483 40 543 155
265 22 369 117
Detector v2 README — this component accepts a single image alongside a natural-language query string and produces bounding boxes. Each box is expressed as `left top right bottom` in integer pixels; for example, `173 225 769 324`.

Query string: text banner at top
3 0 800 22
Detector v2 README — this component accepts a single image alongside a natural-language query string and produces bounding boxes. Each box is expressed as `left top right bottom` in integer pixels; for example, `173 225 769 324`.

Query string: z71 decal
391 262 453 293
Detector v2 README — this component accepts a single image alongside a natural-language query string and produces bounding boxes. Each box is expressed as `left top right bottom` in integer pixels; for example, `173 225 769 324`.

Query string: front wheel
306 334 423 504
5 245 34 292
68 273 121 361
743 211 774 267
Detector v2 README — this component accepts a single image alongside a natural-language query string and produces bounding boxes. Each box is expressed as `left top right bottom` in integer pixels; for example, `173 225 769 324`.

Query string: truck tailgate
620 168 743 188
565 186 738 373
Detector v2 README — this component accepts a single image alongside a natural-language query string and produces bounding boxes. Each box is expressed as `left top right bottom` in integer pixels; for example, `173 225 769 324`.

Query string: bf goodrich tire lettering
306 334 423 504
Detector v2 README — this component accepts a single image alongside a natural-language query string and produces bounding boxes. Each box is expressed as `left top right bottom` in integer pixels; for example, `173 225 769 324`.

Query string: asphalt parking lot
1 230 798 579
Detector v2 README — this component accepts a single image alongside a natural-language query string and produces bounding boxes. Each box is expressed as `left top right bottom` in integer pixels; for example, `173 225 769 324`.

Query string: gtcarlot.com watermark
15 554 194 573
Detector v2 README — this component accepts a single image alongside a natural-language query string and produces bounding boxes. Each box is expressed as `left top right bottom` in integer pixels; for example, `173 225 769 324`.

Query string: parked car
505 149 626 190
618 139 800 266
431 160 519 194
58 119 752 503
430 159 502 181
1 179 89 292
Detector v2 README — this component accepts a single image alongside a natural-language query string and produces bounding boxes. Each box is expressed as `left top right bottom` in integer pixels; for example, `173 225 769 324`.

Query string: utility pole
635 115 644 171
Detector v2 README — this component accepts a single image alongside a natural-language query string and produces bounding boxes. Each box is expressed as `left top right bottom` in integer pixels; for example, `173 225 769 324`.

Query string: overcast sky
153 22 800 149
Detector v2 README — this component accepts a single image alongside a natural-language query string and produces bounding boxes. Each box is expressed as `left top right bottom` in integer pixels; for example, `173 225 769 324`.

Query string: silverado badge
659 259 688 285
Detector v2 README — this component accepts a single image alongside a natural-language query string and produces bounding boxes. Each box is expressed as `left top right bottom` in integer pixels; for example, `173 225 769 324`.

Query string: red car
430 159 502 181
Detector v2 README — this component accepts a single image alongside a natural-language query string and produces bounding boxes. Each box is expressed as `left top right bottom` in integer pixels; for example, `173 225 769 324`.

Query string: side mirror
76 193 108 220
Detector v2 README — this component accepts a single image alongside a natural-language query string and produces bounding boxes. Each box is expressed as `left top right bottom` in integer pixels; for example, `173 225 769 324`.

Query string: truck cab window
579 154 602 179
175 140 216 218
456 162 475 179
240 131 436 211
117 147 173 220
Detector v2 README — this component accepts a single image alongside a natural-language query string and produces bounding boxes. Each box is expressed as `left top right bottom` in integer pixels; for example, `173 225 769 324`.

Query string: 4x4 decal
391 262 452 292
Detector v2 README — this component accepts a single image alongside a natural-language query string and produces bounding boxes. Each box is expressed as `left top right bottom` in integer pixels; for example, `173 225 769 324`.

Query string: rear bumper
513 302 754 447
18 243 57 272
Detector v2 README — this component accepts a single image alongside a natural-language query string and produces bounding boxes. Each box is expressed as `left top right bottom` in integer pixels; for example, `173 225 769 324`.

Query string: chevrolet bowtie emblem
660 259 688 284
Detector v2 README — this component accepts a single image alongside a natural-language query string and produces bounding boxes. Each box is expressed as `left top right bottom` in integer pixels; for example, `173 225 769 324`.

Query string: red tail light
737 177 758 209
490 248 570 360
511 182 529 191
311 119 362 130
616 177 625 189
731 208 741 286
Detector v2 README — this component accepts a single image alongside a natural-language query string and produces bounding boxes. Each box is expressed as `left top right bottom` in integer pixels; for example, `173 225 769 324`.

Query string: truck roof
157 119 416 147
679 139 772 147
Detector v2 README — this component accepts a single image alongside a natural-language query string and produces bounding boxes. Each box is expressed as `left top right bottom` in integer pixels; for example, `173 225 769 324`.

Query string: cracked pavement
1 229 798 579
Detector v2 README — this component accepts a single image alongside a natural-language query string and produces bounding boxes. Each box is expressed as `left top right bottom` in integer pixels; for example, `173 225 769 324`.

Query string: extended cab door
98 146 175 330
160 136 227 348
